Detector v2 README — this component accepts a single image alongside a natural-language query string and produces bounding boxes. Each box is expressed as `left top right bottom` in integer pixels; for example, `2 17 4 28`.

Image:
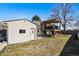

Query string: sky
0 3 79 21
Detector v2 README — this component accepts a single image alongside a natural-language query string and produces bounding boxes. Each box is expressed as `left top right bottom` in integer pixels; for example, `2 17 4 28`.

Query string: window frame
19 29 26 34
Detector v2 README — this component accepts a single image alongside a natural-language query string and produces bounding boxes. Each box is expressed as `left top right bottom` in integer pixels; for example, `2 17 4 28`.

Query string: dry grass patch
0 34 71 56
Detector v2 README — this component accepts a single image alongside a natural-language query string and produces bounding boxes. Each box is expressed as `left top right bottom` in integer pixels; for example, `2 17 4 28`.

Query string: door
30 28 35 40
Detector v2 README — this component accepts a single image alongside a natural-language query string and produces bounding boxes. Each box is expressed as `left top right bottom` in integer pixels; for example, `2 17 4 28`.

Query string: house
0 19 37 44
0 18 70 44
41 18 61 35
32 20 42 36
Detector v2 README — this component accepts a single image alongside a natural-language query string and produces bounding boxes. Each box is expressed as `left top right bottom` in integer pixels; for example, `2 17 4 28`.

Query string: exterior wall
32 20 42 36
32 20 41 26
37 26 42 36
5 20 37 44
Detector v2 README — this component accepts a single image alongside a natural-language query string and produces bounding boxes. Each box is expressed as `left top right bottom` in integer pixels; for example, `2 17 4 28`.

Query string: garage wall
6 20 37 44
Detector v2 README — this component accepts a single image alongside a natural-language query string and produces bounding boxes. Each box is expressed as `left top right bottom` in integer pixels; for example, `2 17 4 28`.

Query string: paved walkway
0 41 7 51
60 34 79 56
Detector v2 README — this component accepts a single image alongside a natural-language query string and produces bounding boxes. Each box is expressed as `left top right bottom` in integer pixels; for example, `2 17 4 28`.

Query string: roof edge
3 18 37 26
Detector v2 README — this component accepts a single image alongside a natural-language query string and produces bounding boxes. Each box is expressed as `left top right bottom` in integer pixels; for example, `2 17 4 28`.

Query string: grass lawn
0 34 71 56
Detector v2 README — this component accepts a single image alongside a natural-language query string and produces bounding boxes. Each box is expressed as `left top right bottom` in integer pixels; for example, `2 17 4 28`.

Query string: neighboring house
32 20 42 36
0 19 37 44
41 18 61 35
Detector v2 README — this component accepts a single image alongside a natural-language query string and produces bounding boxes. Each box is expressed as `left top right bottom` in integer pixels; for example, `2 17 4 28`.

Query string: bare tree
51 3 77 33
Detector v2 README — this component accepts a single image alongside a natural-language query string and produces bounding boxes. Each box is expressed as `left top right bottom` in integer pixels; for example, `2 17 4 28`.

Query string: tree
51 3 78 33
32 15 41 21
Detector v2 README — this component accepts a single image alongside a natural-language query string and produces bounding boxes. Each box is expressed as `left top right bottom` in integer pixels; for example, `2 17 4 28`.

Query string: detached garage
0 19 37 44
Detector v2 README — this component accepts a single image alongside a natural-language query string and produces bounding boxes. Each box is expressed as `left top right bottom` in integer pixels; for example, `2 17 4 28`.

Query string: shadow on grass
60 33 79 56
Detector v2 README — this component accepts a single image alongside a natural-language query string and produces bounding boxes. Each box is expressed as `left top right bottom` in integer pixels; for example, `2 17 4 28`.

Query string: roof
42 18 61 24
3 18 37 26
3 18 28 22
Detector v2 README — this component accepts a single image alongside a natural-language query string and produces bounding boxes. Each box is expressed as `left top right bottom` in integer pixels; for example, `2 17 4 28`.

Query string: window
53 25 59 29
55 26 58 29
19 29 26 34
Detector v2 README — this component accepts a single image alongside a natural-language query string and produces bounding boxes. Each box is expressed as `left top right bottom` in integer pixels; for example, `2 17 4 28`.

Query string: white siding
5 20 37 44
